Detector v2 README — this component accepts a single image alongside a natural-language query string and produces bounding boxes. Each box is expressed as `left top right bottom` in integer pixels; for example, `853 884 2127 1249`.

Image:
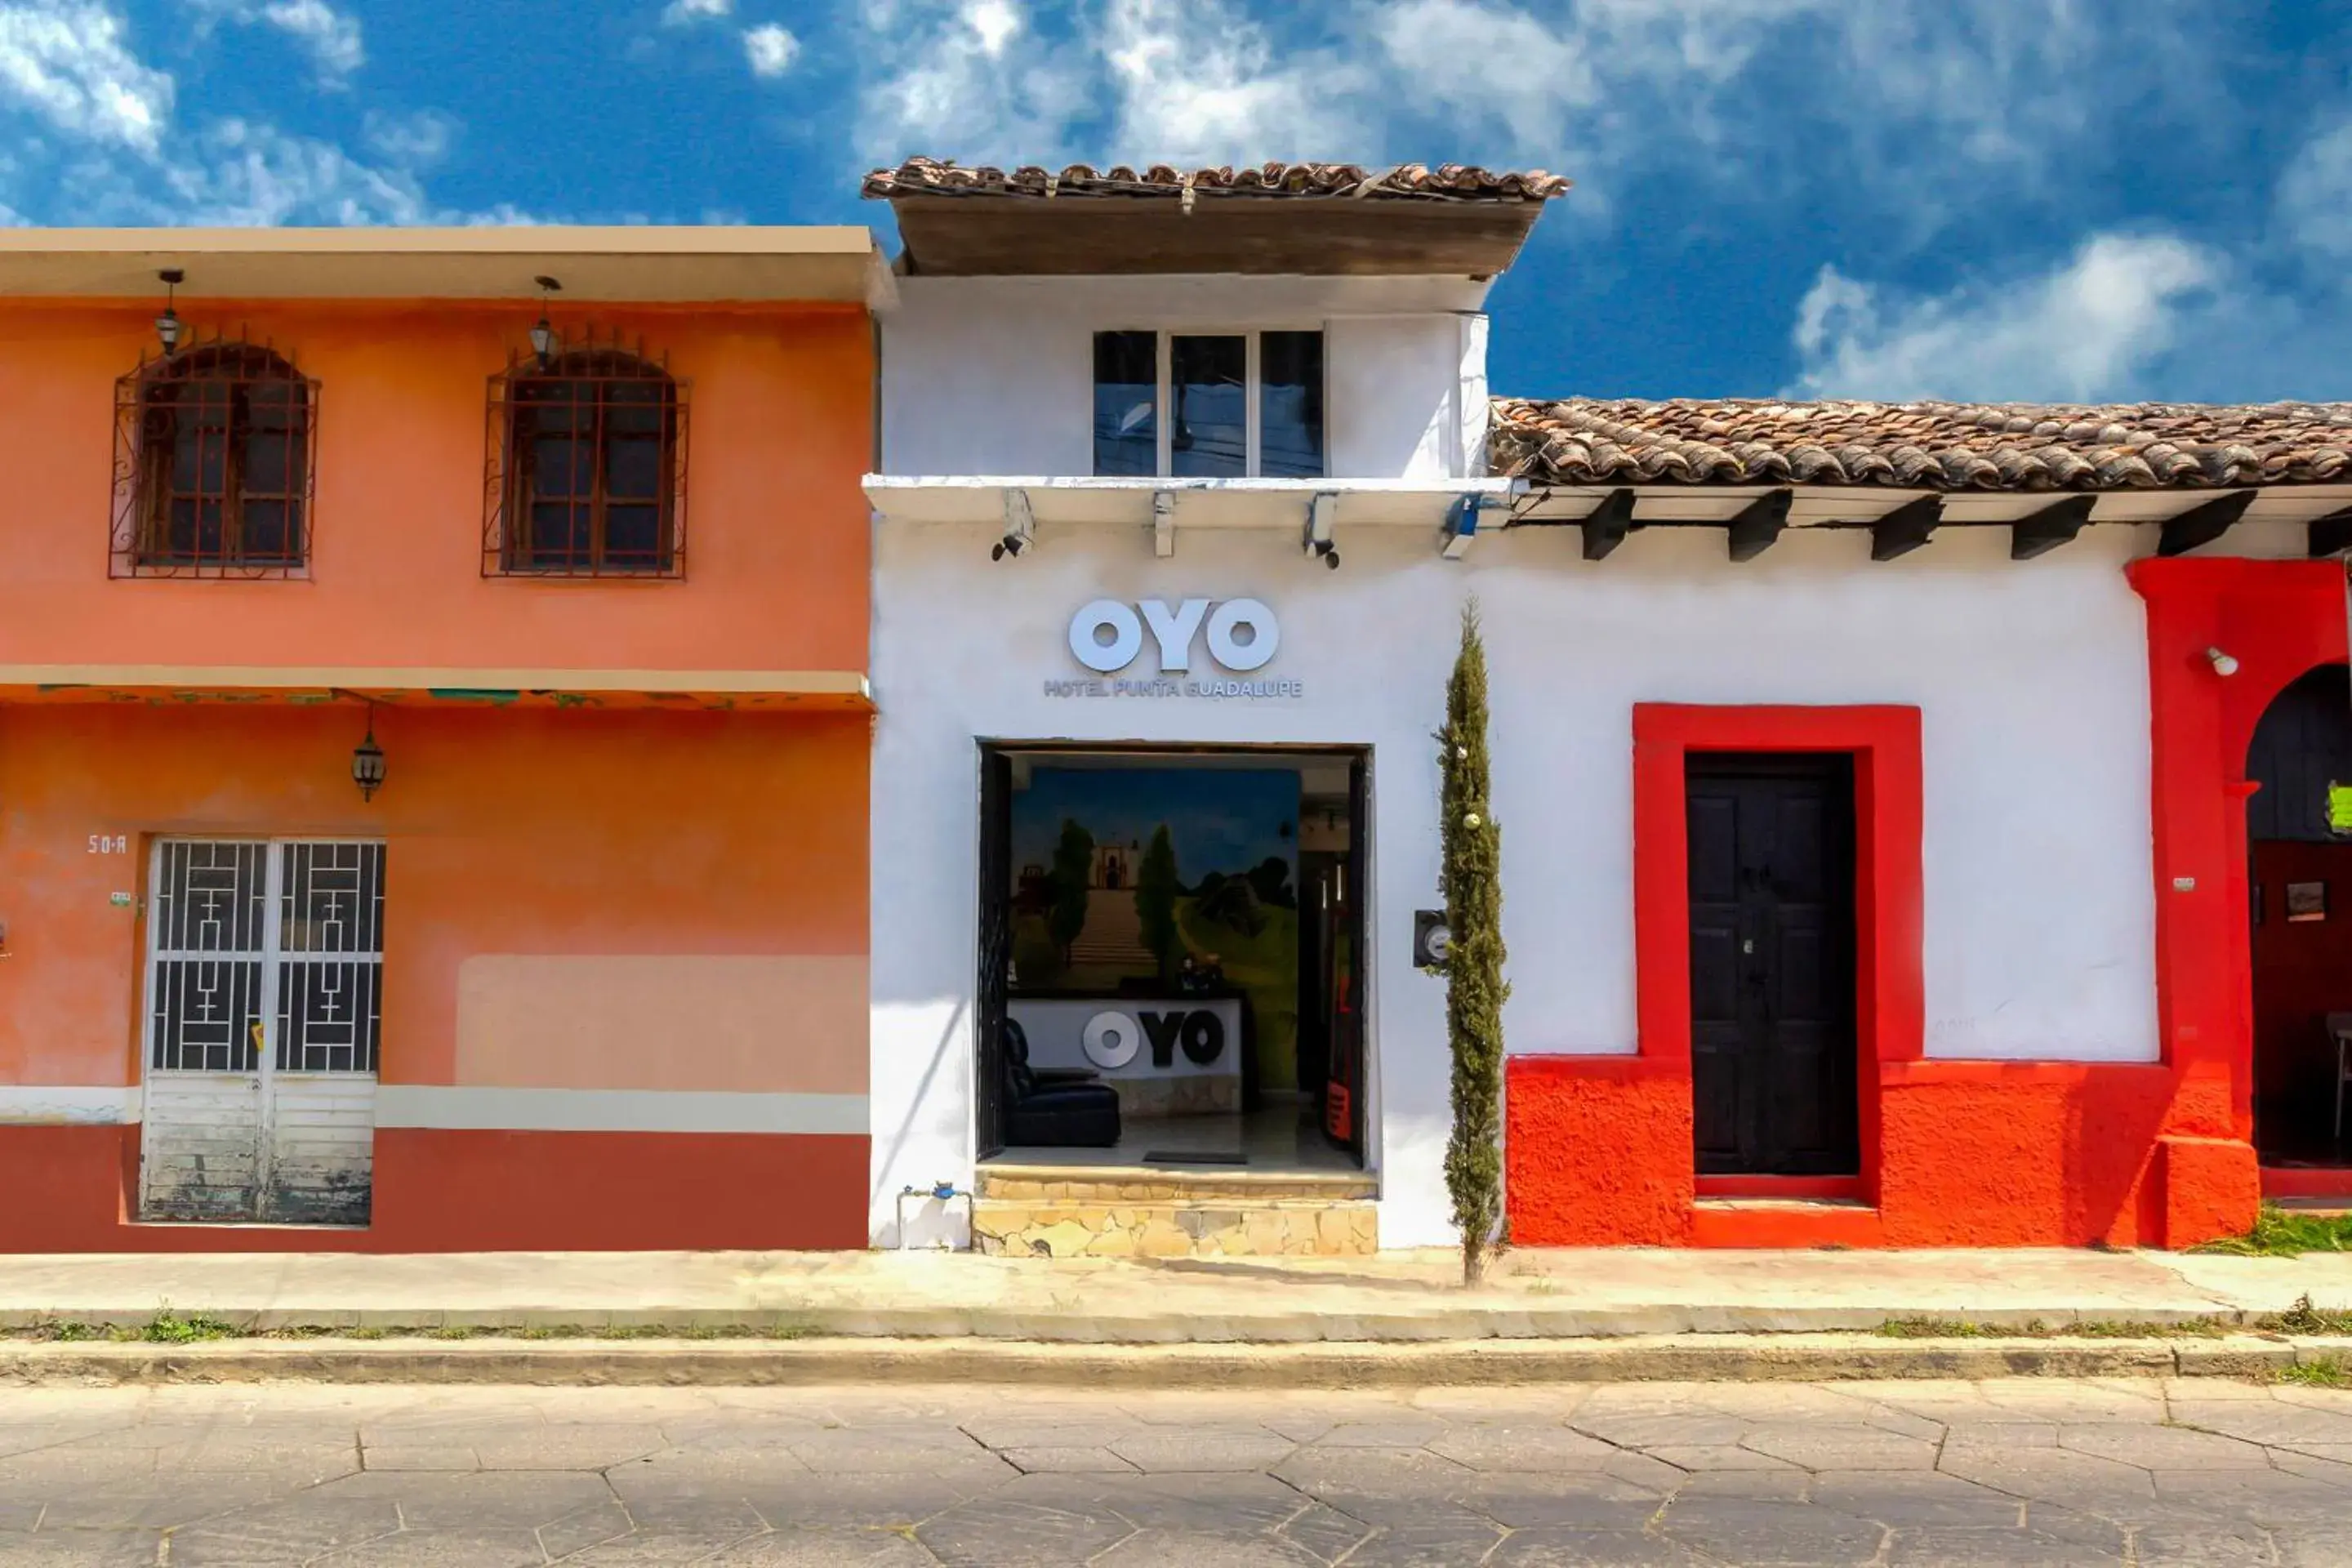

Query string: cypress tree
1438 600 1508 1285
1136 824 1181 982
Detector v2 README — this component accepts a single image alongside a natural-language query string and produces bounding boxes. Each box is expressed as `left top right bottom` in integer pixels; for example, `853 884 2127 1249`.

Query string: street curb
3 1334 2346 1388
0 1305 2278 1339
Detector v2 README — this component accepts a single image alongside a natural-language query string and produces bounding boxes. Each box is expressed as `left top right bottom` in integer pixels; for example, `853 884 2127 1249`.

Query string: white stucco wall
869 519 2164 1250
879 275 1493 481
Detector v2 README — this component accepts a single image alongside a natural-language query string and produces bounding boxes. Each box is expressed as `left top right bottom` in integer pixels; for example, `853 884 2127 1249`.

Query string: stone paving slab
1 1245 2349 1346
1 1378 2350 1565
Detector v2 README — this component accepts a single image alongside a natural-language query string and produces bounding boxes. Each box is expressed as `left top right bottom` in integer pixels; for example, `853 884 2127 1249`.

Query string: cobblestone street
3 1376 2352 1564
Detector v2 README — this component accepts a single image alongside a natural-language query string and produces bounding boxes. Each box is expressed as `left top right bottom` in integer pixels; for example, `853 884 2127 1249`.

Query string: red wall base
1508 1056 2259 1250
0 1125 869 1253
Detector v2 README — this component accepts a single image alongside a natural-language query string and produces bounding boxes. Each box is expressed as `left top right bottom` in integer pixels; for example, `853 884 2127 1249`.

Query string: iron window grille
111 334 318 579
147 839 385 1076
484 335 688 578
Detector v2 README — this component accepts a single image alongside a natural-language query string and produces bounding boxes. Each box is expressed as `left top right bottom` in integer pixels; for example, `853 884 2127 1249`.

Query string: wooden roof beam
2010 496 2096 561
1726 490 1793 563
2310 506 2352 559
1579 488 1637 561
1868 496 1943 562
2156 490 2256 558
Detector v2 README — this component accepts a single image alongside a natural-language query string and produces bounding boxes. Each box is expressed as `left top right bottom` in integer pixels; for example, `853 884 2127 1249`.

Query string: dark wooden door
1687 754 1859 1176
974 748 1013 1161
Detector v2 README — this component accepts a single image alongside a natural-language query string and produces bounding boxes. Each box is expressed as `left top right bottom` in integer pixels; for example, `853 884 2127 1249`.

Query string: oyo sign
1069 598 1278 675
1080 1007 1228 1071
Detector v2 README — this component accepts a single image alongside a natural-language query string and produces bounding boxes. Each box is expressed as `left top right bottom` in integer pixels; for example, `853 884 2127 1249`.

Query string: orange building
0 229 882 1251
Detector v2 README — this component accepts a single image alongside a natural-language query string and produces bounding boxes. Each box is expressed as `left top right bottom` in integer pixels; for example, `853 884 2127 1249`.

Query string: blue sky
9 1 2351 404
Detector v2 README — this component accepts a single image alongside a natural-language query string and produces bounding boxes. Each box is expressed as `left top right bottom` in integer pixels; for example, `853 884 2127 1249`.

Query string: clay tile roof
1489 398 2352 492
863 158 1570 203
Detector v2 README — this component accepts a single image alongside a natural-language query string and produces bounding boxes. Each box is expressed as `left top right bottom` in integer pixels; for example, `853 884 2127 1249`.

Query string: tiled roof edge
862 158 1570 202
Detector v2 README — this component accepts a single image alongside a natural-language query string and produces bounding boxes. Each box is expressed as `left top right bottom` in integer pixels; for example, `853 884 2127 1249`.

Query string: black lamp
351 707 386 802
530 274 562 366
155 269 184 355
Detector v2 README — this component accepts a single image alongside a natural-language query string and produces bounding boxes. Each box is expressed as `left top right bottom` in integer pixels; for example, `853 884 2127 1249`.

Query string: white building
865 158 2352 1255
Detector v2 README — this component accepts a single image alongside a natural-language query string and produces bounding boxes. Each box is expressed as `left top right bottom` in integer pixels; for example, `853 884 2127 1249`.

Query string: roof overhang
0 227 891 305
867 475 1517 528
1511 482 2352 563
865 475 1520 562
884 198 1547 278
0 666 872 710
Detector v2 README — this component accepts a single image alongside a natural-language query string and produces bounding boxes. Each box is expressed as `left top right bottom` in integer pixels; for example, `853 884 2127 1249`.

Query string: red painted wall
0 1127 870 1253
1503 569 2342 1253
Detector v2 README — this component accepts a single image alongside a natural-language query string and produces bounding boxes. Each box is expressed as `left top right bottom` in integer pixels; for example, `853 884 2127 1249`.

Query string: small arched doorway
2247 662 2352 1167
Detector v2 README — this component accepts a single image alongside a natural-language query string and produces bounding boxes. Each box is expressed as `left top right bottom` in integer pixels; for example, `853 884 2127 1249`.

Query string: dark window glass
1093 331 1157 476
1171 334 1246 478
1259 331 1325 479
507 350 677 573
137 346 308 569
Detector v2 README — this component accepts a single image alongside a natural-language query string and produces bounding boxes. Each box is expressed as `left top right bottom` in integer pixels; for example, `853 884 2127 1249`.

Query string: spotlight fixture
530 275 562 366
994 488 1036 562
154 269 185 356
2206 647 2240 678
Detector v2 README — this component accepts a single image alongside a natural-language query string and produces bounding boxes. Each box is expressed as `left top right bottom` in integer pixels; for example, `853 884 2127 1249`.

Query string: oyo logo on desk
1067 598 1278 675
1081 1008 1227 1071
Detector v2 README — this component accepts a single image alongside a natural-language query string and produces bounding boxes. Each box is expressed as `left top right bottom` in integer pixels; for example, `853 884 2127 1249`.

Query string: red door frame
1633 704 1926 1208
2129 558 2350 1193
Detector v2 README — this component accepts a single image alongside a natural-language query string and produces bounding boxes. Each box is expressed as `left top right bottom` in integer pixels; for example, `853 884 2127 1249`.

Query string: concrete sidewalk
2 1245 2350 1341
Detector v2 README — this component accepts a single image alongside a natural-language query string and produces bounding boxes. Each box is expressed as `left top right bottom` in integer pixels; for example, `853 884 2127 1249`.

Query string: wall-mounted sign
2287 880 2330 923
1049 597 1303 701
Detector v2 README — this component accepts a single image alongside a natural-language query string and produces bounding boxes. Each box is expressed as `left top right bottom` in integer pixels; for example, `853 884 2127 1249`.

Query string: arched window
488 343 685 577
114 340 314 577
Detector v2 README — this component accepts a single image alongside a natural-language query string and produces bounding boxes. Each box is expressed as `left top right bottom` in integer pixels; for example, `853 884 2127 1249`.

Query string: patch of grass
1878 1317 2031 1339
2256 1294 2352 1336
2194 1205 2352 1258
138 1309 236 1344
2276 1355 2352 1388
1877 1316 2228 1340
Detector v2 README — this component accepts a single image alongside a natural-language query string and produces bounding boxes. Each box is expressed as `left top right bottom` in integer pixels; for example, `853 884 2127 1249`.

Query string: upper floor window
1092 329 1325 480
485 340 687 577
112 340 315 578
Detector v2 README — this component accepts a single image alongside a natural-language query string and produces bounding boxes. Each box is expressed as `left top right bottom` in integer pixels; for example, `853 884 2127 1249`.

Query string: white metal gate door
140 839 384 1225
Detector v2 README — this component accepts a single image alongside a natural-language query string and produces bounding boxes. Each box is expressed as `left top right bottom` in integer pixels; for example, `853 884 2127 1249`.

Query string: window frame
483 338 690 580
111 338 318 581
1092 327 1327 480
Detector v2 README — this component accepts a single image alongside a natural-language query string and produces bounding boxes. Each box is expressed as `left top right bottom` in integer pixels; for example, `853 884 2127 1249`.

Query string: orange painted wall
0 300 872 675
0 702 870 1250
0 702 868 1090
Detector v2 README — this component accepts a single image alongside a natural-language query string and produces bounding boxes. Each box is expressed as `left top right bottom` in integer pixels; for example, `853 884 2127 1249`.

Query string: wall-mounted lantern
530 274 562 367
351 706 387 802
155 269 185 356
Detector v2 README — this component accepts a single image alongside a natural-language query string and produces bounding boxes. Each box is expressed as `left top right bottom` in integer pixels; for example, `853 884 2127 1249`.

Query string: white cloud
2278 111 2352 262
853 0 2229 238
1785 234 2225 403
0 1 172 150
742 21 798 77
859 0 1092 161
663 0 730 21
195 0 364 82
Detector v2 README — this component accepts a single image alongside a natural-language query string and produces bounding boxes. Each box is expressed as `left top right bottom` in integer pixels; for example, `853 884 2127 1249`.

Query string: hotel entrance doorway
975 743 1369 1174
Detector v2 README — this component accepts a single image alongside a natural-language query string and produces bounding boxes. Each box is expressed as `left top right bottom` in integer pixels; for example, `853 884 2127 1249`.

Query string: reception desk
1009 995 1246 1118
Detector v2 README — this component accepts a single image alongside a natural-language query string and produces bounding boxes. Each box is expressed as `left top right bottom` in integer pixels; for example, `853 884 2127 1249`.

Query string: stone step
972 1196 1378 1258
978 1165 1377 1204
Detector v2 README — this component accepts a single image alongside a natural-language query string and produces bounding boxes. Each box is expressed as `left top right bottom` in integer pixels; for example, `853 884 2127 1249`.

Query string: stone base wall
973 1197 1377 1258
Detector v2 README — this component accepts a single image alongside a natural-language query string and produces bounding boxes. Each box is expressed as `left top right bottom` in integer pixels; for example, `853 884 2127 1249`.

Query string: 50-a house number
87 835 128 855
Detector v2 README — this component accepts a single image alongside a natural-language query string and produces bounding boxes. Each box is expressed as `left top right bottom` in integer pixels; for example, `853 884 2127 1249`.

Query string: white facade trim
371 1085 869 1137
0 1085 141 1125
